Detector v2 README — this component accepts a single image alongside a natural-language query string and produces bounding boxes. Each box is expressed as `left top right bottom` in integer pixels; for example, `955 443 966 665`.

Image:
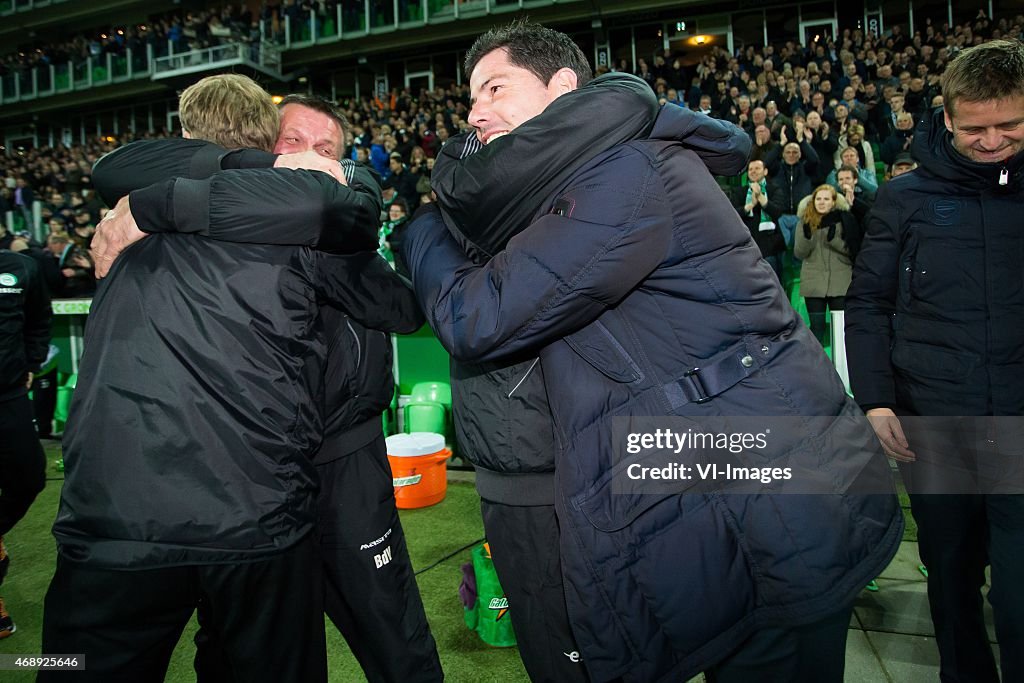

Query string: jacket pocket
891 339 979 382
898 233 918 308
573 467 681 533
563 320 644 384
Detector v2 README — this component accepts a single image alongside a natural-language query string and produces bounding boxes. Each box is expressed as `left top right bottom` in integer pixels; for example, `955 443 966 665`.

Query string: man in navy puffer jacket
403 20 903 683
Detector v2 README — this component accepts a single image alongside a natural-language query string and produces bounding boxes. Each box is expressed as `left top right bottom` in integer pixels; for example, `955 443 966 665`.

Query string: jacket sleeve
129 167 381 254
314 252 424 334
845 182 902 409
22 256 52 370
98 139 379 251
92 138 231 207
800 140 820 178
402 198 672 362
763 144 781 176
763 195 786 221
794 218 814 260
840 211 864 263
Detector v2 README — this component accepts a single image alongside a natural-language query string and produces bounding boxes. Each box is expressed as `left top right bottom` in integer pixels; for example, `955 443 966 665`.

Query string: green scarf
745 179 770 223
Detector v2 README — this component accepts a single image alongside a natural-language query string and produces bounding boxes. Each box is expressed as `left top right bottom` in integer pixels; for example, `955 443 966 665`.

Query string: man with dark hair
729 158 786 282
88 92 443 683
402 19 901 683
847 39 1024 682
41 74 384 682
0 245 50 638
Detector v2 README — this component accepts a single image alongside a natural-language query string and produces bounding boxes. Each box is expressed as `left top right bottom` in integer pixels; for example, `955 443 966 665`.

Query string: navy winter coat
847 107 1024 417
405 99 902 681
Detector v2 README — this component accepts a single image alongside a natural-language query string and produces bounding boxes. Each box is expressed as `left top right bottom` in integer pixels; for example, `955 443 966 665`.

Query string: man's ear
548 67 579 96
943 108 953 133
182 128 193 139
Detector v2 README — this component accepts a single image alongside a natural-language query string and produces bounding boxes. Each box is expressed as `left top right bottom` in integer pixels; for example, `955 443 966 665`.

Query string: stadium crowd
0 4 263 82
1 7 1022 312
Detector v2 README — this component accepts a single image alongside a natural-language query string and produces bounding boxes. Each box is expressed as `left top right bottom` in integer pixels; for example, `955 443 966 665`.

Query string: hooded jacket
794 194 860 298
405 96 902 681
430 73 660 505
846 107 1024 417
88 138 421 465
55 143 385 568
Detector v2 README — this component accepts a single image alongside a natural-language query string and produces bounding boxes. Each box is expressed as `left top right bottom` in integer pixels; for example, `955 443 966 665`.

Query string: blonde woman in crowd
794 184 862 345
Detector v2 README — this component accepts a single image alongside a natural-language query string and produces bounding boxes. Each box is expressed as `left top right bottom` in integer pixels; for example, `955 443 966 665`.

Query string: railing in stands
151 42 283 81
262 0 574 50
0 0 573 104
0 0 72 16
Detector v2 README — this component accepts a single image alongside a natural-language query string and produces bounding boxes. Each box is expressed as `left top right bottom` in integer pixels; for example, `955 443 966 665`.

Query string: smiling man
847 39 1024 683
403 19 901 683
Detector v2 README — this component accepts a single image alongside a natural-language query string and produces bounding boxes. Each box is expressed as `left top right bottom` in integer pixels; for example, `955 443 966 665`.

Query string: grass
0 445 529 682
1 446 918 681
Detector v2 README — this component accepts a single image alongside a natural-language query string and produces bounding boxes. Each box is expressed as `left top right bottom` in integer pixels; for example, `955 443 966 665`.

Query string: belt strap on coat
664 342 766 409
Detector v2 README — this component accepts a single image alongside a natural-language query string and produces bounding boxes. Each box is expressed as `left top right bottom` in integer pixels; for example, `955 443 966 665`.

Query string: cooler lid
386 432 446 457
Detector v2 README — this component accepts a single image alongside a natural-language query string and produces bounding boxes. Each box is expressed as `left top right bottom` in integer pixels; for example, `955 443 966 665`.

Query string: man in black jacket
763 127 820 251
87 94 442 683
847 40 1024 683
729 158 786 283
0 247 50 638
41 75 384 682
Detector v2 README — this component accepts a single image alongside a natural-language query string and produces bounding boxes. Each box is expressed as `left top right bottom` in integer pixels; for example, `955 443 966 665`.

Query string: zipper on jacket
999 167 1009 186
508 358 539 398
345 320 362 366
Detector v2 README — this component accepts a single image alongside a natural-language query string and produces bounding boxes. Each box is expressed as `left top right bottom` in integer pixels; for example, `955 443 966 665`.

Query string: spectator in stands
829 144 878 194
385 152 419 209
70 211 95 250
380 197 411 276
887 151 917 178
749 124 778 161
804 110 839 170
795 184 860 345
729 158 786 282
12 179 33 231
880 111 916 165
43 233 94 298
726 94 754 134
764 124 820 247
833 165 872 261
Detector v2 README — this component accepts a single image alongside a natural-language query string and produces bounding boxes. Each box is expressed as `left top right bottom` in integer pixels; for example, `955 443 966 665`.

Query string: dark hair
941 39 1024 116
837 163 860 180
464 19 593 87
390 197 410 217
279 94 352 152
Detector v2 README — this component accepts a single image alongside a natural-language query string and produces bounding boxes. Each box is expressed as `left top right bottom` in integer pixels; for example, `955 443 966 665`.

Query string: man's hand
779 126 788 145
92 195 147 278
274 151 348 185
866 408 916 462
841 182 856 204
25 372 33 389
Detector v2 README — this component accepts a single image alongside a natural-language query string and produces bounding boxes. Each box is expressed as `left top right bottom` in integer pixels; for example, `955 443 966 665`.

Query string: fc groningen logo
0 273 17 287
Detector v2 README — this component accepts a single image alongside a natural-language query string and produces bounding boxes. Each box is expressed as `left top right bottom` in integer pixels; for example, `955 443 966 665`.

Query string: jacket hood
913 106 1024 191
648 106 752 177
432 72 659 261
797 192 851 215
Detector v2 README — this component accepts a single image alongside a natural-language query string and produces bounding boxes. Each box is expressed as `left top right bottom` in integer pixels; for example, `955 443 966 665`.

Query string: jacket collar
913 106 1024 191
